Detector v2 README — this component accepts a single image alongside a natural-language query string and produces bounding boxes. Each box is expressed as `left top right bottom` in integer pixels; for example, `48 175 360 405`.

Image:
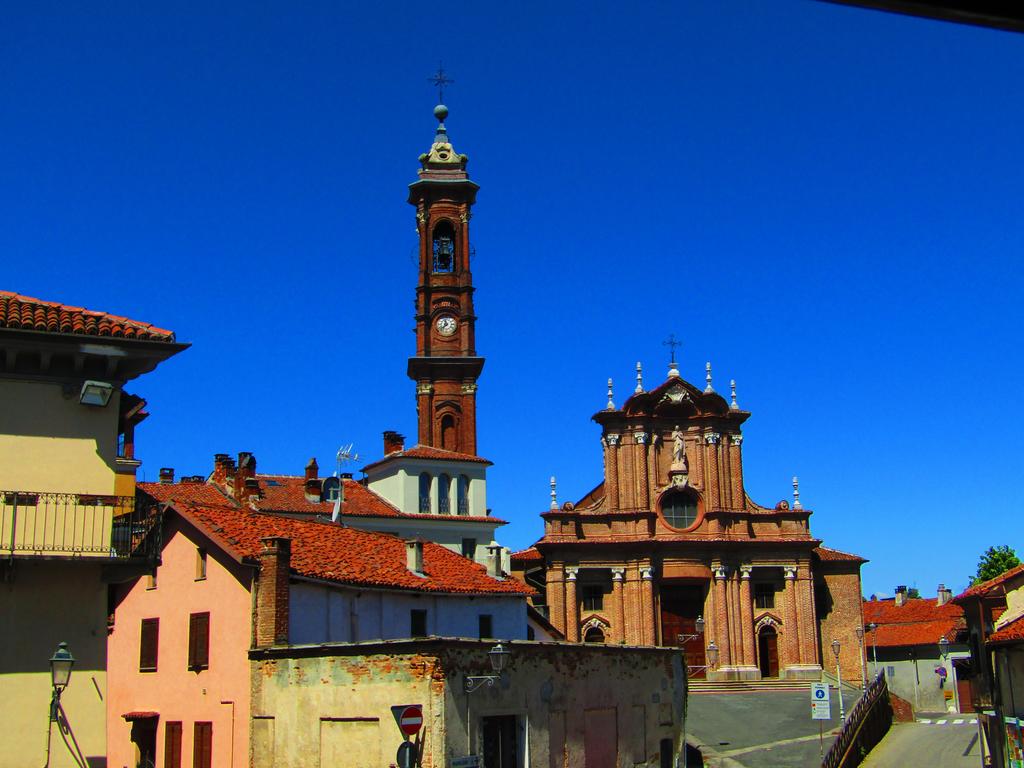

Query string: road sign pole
819 722 823 757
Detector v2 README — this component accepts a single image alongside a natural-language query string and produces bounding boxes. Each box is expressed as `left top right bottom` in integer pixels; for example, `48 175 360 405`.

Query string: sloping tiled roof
0 290 176 341
362 444 492 472
988 613 1024 646
813 546 867 563
511 547 543 564
862 597 965 648
138 481 231 507
173 502 532 596
955 563 1024 601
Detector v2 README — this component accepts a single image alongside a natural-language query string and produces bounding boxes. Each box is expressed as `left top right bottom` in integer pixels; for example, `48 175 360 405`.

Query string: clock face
435 316 458 337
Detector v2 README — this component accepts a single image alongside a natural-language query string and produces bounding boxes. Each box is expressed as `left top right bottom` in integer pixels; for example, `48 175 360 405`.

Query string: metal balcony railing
1 491 161 560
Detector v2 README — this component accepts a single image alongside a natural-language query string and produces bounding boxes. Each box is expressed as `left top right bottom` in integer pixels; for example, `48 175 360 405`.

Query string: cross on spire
663 333 681 364
428 62 454 103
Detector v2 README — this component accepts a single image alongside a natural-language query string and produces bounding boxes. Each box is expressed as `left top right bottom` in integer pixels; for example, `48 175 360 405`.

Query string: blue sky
3 2 1022 597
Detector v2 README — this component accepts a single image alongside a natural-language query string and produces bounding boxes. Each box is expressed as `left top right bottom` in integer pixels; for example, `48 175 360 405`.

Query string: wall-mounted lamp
80 380 114 407
49 642 75 721
938 636 949 659
465 643 511 693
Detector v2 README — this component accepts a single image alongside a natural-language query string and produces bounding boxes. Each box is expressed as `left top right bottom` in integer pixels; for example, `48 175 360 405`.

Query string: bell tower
407 104 483 455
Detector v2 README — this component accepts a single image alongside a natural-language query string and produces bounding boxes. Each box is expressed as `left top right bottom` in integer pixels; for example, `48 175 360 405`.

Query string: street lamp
855 626 867 690
831 639 846 724
676 616 705 645
867 622 879 678
49 642 75 722
938 636 949 659
465 643 511 693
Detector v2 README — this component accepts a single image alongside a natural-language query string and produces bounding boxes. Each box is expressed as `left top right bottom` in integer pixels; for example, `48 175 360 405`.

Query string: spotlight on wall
79 380 114 407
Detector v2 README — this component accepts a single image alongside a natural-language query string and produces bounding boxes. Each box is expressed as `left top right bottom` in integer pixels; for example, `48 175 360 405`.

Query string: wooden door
482 715 518 768
583 707 618 768
954 663 976 713
660 585 706 677
758 627 779 678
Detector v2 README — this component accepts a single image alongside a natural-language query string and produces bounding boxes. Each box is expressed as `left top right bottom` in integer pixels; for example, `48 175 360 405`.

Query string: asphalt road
687 688 858 768
861 718 984 768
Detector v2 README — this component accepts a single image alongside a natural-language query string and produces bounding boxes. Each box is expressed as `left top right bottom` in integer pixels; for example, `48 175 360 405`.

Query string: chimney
238 477 262 505
895 585 908 607
937 583 953 606
234 452 257 500
159 467 175 484
383 431 405 455
212 453 231 484
405 539 425 576
256 537 291 647
487 541 503 578
305 457 319 481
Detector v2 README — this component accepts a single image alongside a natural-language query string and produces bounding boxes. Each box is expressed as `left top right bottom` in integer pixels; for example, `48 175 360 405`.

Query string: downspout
220 700 235 766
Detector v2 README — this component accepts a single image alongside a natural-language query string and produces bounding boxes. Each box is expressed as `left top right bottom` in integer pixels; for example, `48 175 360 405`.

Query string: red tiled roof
361 444 492 472
138 481 230 507
173 502 532 596
0 290 176 341
536 535 820 546
814 546 867 563
863 598 965 648
955 564 1024 601
989 614 1024 645
511 547 543 563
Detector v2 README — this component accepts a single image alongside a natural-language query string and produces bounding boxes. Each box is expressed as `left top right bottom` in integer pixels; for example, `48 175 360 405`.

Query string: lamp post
49 642 75 722
831 639 845 724
855 626 867 690
867 622 879 679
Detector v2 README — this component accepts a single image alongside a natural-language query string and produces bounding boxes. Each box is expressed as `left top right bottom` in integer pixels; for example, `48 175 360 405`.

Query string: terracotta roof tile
0 290 176 341
863 598 965 648
813 546 867 563
511 547 543 563
361 444 492 472
989 614 1024 645
138 481 230 506
955 564 1024 601
173 502 532 596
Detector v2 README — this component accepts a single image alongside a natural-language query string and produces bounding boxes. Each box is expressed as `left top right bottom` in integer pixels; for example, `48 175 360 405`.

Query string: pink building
107 496 531 768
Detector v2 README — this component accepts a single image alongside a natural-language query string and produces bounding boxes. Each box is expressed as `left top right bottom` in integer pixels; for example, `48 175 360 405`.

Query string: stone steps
689 678 828 694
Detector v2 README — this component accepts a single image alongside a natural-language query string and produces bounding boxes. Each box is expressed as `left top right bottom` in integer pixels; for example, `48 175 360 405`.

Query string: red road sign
395 705 423 736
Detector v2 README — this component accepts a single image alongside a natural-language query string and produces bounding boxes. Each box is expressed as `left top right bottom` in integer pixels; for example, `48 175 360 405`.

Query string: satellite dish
321 476 341 503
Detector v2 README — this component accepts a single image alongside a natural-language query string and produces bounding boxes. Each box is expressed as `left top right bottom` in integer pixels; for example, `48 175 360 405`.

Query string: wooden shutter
193 722 212 768
164 721 182 768
139 618 159 672
188 612 210 669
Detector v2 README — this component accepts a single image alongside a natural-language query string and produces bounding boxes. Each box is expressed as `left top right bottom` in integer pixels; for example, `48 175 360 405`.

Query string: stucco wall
290 581 527 644
343 516 501 566
366 459 487 517
107 516 253 768
249 640 686 768
875 646 971 713
0 379 121 494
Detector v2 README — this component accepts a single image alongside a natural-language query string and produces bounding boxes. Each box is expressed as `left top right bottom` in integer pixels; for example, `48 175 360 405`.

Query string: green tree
972 545 1021 586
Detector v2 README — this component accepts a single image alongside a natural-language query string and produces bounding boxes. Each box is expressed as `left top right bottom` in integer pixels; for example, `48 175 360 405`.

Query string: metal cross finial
550 476 558 511
428 62 454 103
635 362 644 394
663 333 681 364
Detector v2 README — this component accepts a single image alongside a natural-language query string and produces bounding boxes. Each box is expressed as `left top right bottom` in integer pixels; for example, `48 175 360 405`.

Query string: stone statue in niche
672 426 687 470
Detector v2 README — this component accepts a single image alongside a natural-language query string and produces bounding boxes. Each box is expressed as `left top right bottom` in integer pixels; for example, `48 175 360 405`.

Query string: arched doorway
758 625 779 678
584 626 606 643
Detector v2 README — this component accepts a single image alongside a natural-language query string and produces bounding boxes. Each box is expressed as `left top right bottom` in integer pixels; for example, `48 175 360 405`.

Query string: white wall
289 581 527 643
366 459 488 517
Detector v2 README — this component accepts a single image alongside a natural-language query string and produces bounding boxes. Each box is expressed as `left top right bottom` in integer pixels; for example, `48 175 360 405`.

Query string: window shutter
193 722 212 768
139 618 159 672
188 612 210 669
164 722 182 768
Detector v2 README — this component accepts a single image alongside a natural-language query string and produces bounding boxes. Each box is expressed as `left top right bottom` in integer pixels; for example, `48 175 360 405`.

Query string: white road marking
953 719 964 724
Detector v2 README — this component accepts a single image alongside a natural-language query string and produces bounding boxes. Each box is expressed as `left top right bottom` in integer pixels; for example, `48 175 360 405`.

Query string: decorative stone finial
792 476 802 509
705 361 714 393
635 361 644 394
607 378 615 410
730 379 738 410
550 476 558 511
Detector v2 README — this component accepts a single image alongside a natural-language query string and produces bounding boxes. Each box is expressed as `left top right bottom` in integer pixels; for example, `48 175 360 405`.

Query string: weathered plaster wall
874 646 971 713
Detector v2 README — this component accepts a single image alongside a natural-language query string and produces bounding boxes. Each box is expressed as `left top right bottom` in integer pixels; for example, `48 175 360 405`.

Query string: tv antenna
331 443 360 522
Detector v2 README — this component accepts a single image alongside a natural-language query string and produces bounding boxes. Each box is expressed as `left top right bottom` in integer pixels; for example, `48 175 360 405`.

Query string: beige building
249 638 686 768
0 290 185 767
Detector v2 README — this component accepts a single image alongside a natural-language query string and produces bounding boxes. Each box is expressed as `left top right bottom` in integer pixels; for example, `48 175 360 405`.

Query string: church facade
512 364 867 682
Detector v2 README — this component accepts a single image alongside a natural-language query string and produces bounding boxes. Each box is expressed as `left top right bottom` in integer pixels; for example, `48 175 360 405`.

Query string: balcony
1 491 161 561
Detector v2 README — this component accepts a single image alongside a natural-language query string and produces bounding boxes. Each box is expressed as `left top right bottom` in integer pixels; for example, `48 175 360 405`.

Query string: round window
661 491 698 529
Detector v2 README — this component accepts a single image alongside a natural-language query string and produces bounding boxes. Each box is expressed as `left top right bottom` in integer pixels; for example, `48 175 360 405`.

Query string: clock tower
407 104 483 455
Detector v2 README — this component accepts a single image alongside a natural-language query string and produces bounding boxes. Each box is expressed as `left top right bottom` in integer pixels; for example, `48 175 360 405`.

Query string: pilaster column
565 567 580 642
640 565 655 646
647 437 658 510
729 434 744 510
739 565 755 667
611 568 626 643
713 565 732 667
605 434 620 511
546 564 566 637
782 566 800 667
635 432 649 511
794 564 818 665
704 431 721 508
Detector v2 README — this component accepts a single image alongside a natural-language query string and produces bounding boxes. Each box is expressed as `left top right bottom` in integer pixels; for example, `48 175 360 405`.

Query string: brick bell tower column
407 104 483 455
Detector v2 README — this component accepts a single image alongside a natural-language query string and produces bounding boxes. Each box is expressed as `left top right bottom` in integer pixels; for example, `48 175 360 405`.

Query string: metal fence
1 491 160 560
822 672 894 768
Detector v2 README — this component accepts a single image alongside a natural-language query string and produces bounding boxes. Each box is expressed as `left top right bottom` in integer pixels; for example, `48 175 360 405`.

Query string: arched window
457 475 470 515
438 474 452 514
660 489 699 529
432 221 456 273
584 626 606 643
418 473 432 514
440 414 457 451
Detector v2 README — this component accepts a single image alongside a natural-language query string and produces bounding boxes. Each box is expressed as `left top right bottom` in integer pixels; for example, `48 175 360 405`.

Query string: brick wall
816 565 865 683
256 536 291 647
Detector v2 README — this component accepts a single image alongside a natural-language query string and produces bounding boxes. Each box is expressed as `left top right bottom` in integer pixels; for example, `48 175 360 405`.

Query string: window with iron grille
139 618 159 672
754 583 775 610
418 473 431 513
188 612 210 670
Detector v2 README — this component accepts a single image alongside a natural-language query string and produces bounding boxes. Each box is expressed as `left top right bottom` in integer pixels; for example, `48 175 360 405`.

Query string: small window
582 584 604 612
188 612 210 670
457 475 470 515
461 538 477 559
418 473 431 514
164 722 182 768
754 583 775 610
438 474 452 514
411 609 428 638
193 722 213 768
196 548 207 580
660 490 698 529
479 614 493 639
139 618 159 672
146 569 157 590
